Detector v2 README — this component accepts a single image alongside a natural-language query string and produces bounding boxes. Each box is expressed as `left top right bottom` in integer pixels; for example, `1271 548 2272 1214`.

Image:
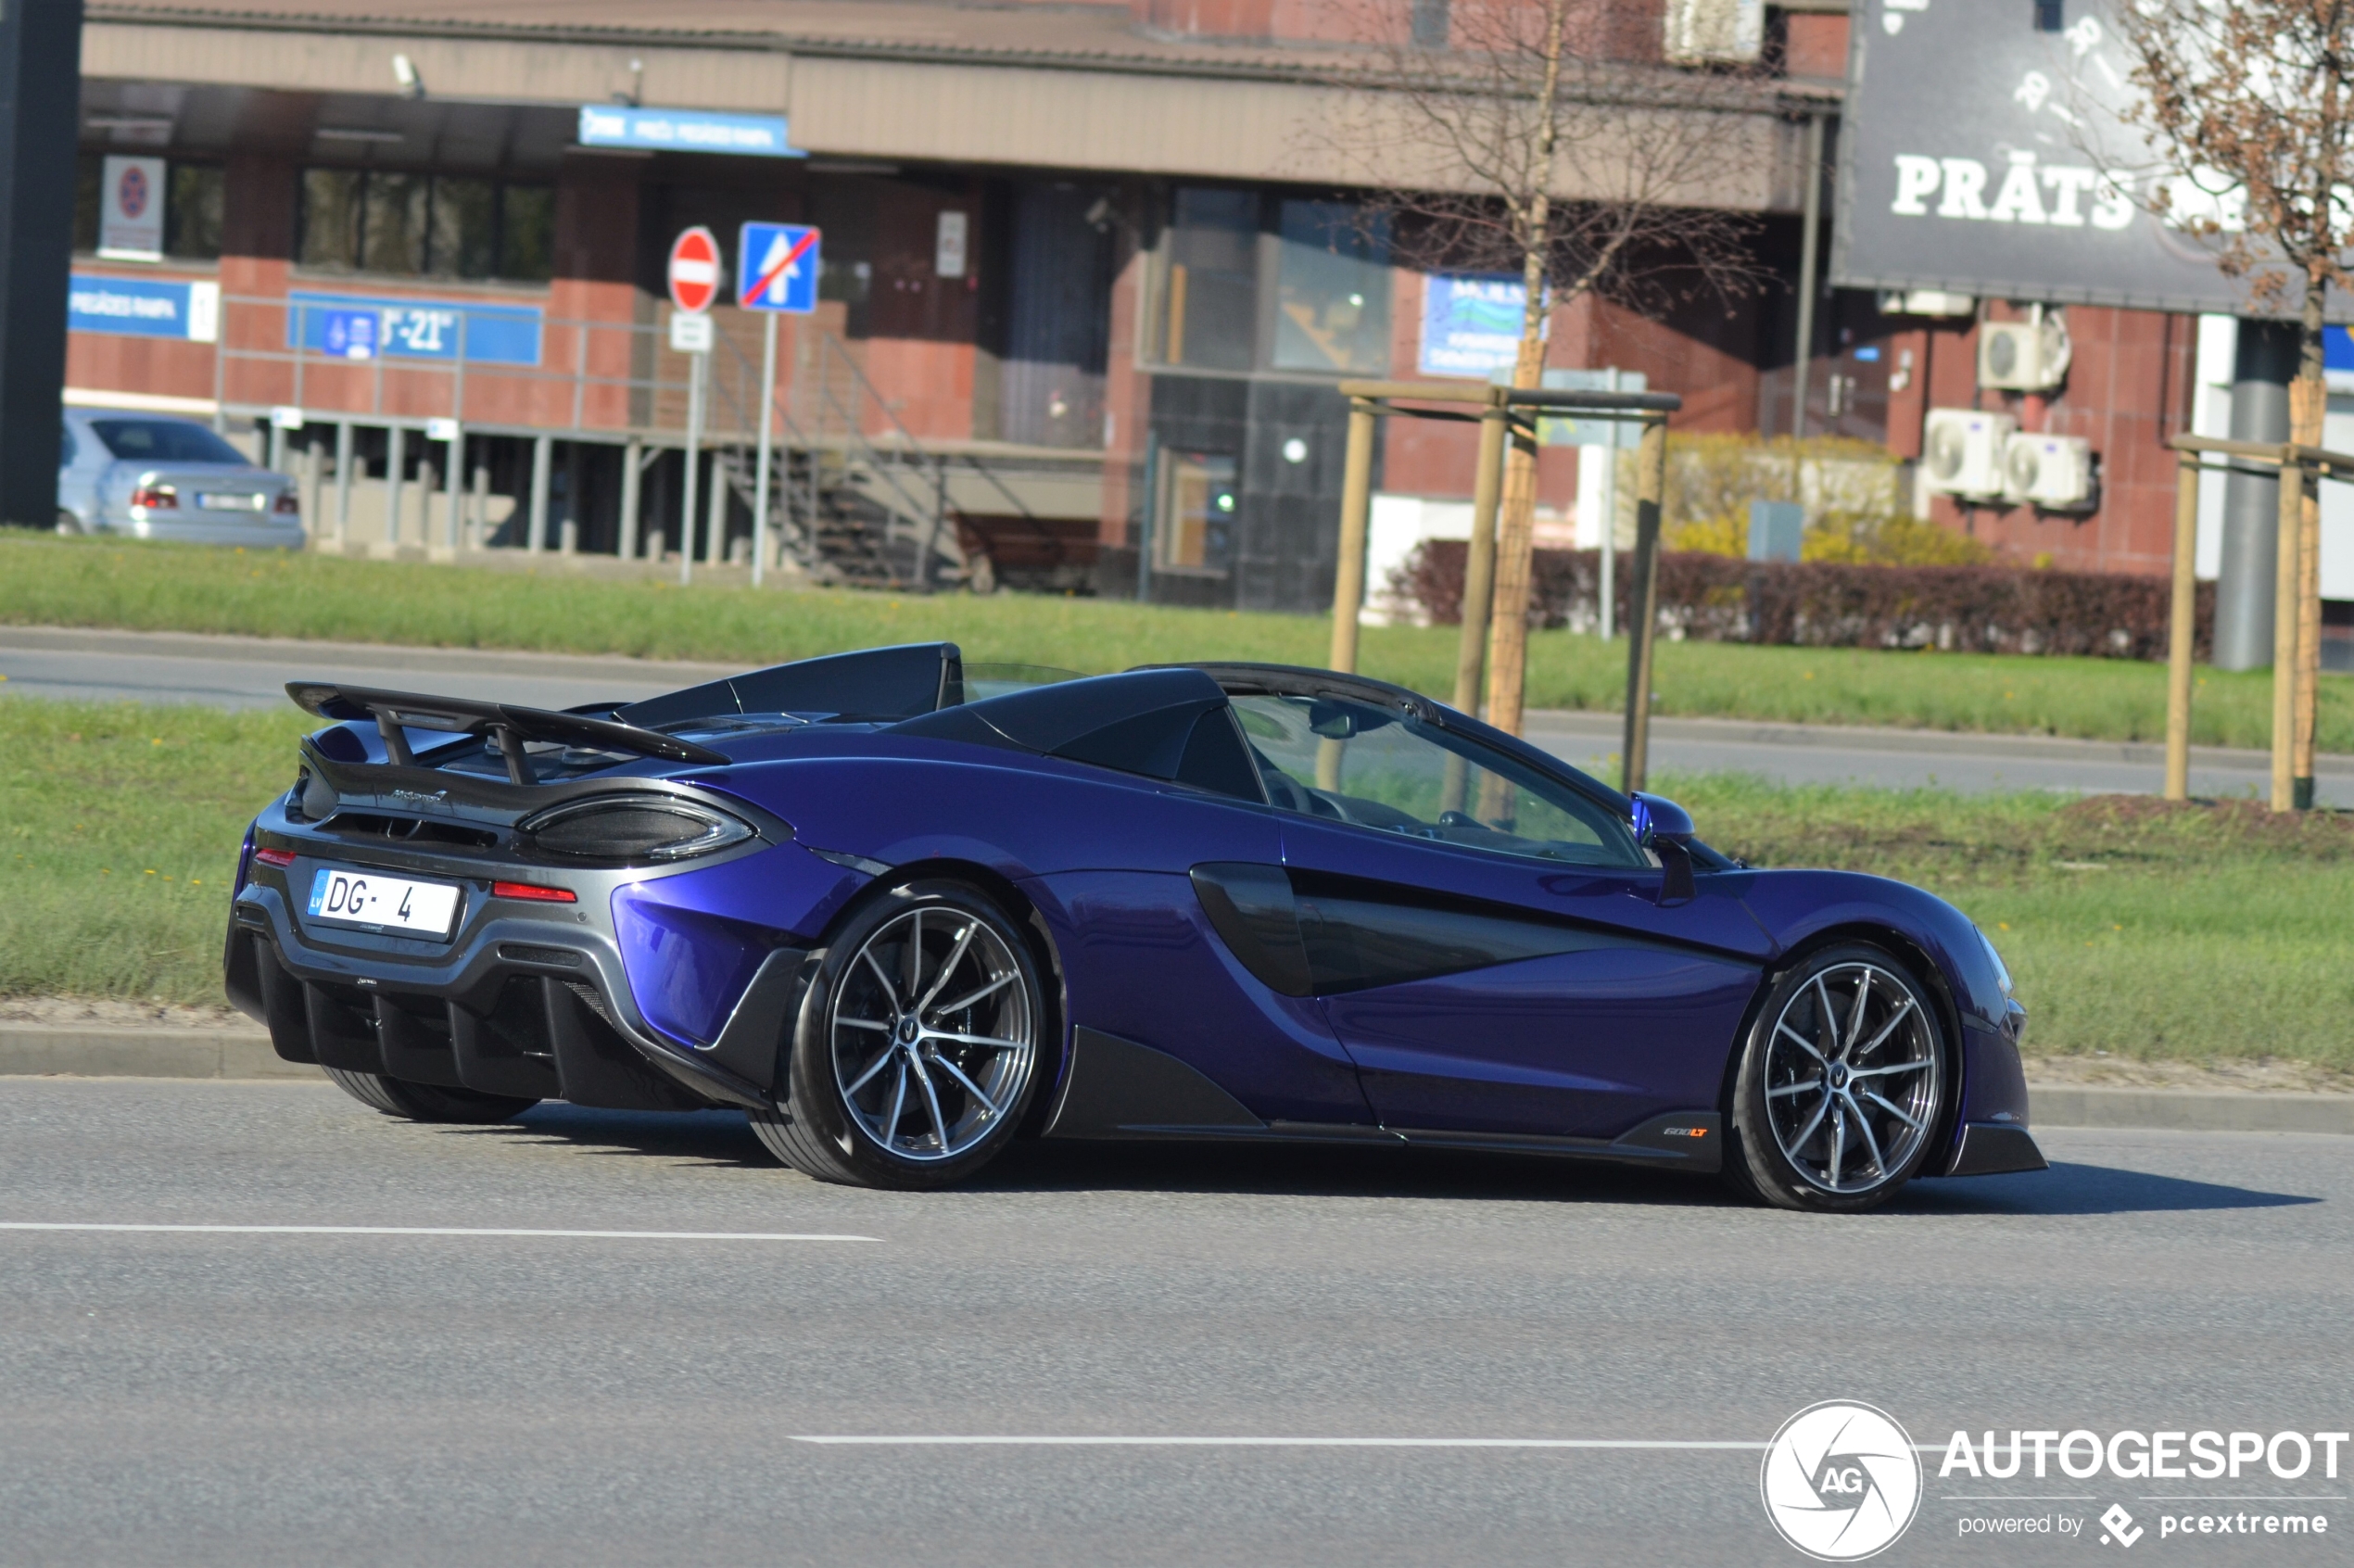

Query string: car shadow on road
435 1104 773 1168
1894 1161 2320 1217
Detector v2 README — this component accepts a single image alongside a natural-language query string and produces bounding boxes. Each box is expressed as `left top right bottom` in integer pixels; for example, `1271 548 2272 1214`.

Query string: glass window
431 176 498 278
1162 188 1259 371
165 165 224 261
88 418 252 466
298 169 361 269
1272 201 1391 373
1231 693 1643 867
498 183 555 283
1155 450 1237 574
361 171 428 275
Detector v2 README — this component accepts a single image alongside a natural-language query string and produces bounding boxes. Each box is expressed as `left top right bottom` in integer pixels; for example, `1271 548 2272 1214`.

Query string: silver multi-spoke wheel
830 905 1036 1163
1761 961 1941 1196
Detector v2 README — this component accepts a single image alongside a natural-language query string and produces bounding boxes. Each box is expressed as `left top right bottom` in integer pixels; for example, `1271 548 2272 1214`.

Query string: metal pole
1791 113 1826 440
1598 369 1620 639
753 311 778 588
620 436 643 561
442 428 462 553
1328 397 1379 675
1451 390 1511 716
706 444 728 567
385 424 406 550
2271 443 2300 812
469 460 487 550
680 349 703 586
1622 416 1669 796
334 420 352 549
529 433 551 556
2164 447 2199 802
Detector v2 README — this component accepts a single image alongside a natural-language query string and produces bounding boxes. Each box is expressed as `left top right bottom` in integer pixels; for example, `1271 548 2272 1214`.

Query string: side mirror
1629 792 1695 848
1630 793 1697 905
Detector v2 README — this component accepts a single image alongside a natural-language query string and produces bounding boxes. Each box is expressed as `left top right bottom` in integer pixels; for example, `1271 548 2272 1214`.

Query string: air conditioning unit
1922 409 2018 499
1978 317 2071 392
1664 0 1764 63
2002 432 2097 511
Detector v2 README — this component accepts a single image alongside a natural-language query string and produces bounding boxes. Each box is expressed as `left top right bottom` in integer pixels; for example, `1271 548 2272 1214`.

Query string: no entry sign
667 226 722 315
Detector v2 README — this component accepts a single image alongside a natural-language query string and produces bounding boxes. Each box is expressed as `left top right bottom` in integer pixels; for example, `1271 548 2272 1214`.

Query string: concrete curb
5 1028 2352 1134
2027 1085 2354 1136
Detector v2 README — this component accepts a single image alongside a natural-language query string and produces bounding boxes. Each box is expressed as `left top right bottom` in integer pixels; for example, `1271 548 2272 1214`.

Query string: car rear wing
286 683 730 784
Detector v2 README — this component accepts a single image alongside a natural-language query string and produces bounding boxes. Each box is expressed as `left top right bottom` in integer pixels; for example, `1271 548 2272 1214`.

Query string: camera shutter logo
1761 1401 1923 1561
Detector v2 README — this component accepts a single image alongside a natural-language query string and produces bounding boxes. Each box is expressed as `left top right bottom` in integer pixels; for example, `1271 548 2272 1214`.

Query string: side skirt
1041 1027 1722 1173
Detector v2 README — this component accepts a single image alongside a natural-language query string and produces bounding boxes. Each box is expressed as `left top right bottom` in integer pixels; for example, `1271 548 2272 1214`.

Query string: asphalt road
7 624 2347 802
0 1078 2345 1566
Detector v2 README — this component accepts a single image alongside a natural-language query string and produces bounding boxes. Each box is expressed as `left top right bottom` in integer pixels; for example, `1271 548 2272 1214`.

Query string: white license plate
306 866 462 937
197 492 268 512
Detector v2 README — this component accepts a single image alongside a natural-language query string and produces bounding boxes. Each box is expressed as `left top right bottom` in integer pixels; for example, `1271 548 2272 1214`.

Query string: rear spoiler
286 683 729 784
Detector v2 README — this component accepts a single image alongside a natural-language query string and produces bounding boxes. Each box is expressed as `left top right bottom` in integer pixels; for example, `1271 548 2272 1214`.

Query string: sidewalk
6 1023 2349 1136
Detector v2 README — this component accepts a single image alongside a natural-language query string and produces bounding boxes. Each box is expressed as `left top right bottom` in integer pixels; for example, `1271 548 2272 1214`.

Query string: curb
2027 1085 2354 1136
5 1029 2351 1134
0 1027 313 1081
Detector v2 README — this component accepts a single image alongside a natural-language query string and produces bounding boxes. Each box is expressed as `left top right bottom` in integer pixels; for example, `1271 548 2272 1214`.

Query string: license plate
197 492 267 512
307 866 462 937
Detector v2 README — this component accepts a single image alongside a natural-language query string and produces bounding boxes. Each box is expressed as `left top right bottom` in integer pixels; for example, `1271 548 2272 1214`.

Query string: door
1228 689 1766 1141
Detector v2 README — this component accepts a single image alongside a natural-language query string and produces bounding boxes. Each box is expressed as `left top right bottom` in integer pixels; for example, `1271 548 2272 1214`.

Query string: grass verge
2 694 2346 1069
4 534 2347 750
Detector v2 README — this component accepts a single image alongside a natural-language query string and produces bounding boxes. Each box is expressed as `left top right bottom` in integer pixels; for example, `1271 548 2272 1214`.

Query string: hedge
1390 542 2215 662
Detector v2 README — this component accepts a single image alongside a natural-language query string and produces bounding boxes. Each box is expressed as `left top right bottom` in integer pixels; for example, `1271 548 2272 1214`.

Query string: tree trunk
1479 0 1569 741
2292 270 2327 807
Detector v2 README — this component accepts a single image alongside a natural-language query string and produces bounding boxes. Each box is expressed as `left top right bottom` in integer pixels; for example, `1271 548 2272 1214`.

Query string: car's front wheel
1725 943 1949 1213
322 1067 539 1124
751 879 1047 1190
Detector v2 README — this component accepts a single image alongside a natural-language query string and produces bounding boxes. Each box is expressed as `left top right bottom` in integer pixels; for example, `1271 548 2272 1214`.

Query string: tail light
273 491 301 514
492 880 577 904
252 847 297 867
518 794 754 865
130 485 178 511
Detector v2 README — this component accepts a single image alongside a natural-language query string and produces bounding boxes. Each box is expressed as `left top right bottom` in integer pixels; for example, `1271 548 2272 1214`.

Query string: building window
1162 189 1259 371
1157 189 1392 376
297 169 555 283
1272 201 1392 373
1411 0 1450 47
1155 449 1237 574
71 154 224 261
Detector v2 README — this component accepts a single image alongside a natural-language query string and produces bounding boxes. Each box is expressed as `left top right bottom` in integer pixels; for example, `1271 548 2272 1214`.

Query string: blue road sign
738 223 821 314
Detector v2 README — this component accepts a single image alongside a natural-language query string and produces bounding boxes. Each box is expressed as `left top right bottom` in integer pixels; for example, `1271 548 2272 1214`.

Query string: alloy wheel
829 905 1036 1162
1761 961 1942 1195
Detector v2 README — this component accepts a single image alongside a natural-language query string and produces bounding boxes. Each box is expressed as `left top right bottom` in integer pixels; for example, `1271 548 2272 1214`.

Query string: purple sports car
224 642 2043 1213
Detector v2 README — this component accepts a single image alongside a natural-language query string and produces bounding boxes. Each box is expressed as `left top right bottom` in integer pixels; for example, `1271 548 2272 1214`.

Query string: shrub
1391 541 2214 662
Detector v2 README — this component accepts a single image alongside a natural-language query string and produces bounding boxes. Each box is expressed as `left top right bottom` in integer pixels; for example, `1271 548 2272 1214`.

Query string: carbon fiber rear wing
285 683 729 784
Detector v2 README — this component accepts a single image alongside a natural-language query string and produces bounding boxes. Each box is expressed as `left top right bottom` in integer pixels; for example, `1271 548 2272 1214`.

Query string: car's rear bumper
225 878 778 1113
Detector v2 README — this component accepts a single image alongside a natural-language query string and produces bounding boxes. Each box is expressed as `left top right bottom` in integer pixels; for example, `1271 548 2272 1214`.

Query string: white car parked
57 409 304 548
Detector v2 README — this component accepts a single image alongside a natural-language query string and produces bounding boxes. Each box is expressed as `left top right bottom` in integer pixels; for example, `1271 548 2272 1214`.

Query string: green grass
3 692 2348 1069
5 534 2347 750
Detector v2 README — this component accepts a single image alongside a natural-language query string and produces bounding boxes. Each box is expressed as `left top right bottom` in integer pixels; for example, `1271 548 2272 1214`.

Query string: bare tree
2112 1 2354 804
1317 0 1773 737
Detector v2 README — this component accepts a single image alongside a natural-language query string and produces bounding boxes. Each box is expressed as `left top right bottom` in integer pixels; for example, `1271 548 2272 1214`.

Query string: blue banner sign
577 106 804 158
285 292 542 367
1419 274 1534 378
68 274 219 341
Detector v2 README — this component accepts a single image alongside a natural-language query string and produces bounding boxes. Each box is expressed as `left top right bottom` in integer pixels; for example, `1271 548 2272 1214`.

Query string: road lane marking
0 1223 878 1242
791 1436 1767 1448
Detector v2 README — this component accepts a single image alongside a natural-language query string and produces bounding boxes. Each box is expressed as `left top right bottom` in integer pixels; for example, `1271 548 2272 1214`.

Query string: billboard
1833 0 2343 318
68 275 219 342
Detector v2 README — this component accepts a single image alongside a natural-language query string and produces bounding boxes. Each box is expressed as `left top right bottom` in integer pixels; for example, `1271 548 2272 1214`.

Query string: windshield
88 419 253 466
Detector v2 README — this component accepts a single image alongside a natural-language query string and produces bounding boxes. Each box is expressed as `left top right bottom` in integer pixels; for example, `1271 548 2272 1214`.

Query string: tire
750 879 1047 1190
322 1067 539 1124
55 511 84 536
1724 942 1950 1214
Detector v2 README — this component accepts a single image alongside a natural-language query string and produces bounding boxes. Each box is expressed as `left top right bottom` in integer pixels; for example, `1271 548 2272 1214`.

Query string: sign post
737 222 821 586
667 227 720 585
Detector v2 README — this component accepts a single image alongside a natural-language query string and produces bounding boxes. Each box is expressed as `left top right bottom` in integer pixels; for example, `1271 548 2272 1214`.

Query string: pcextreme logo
1762 1401 1924 1562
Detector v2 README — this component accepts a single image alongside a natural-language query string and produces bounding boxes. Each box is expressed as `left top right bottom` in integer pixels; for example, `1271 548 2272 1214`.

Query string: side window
1231 693 1643 868
60 425 76 468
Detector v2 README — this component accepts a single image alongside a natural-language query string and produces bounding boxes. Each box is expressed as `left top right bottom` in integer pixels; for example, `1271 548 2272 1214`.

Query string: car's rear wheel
55 510 83 536
1725 943 1948 1214
751 879 1045 1190
322 1067 539 1124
